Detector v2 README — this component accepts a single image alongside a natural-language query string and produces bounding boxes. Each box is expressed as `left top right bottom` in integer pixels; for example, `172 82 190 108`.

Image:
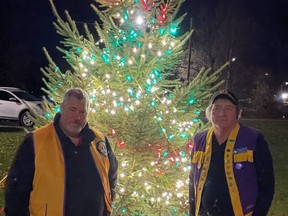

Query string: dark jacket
5 113 118 216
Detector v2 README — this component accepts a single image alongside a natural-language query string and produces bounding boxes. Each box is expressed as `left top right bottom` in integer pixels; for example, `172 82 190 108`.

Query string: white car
0 87 44 127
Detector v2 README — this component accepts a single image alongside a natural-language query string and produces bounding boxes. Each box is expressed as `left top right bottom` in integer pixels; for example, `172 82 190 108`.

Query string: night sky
1 0 288 96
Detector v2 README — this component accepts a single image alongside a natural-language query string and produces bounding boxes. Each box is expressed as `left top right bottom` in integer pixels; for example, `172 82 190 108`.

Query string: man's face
210 98 238 131
60 96 88 137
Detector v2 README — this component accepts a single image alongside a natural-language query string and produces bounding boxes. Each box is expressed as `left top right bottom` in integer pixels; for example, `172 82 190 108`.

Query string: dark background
0 0 288 97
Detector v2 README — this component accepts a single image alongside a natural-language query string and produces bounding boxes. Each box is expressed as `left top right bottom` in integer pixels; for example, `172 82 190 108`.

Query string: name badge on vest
96 141 108 157
233 147 247 154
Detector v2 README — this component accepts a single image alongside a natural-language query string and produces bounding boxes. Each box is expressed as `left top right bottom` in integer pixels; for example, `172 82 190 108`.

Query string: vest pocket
233 150 253 162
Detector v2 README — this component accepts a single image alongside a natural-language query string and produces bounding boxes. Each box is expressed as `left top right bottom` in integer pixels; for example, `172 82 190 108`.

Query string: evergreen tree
39 0 226 215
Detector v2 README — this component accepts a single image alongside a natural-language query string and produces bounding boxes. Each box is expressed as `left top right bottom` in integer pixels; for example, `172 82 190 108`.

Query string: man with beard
5 88 118 216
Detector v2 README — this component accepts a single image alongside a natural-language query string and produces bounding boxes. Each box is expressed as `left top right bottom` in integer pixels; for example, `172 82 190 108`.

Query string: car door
0 90 23 119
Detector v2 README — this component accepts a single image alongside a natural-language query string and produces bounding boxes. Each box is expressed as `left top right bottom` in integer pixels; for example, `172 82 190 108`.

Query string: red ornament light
169 156 175 162
158 3 167 25
141 0 148 6
117 140 126 147
186 141 194 149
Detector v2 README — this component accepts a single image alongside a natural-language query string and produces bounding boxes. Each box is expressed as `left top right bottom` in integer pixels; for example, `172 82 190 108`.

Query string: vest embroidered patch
96 141 108 157
233 147 248 154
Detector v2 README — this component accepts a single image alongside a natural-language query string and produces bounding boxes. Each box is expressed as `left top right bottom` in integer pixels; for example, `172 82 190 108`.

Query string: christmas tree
39 0 226 215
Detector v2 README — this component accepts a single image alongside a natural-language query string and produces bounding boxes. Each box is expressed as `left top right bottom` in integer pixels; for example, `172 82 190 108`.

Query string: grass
0 120 287 215
0 128 26 214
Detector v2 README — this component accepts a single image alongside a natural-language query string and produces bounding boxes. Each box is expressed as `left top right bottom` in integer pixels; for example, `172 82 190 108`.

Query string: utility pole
187 18 193 82
225 48 233 90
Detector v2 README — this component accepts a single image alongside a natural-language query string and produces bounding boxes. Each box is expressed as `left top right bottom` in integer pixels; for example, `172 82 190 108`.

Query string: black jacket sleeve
5 133 35 216
105 137 118 201
189 139 196 216
253 133 275 216
189 168 196 216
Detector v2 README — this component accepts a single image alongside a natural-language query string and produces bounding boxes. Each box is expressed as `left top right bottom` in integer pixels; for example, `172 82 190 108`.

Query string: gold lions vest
29 123 112 216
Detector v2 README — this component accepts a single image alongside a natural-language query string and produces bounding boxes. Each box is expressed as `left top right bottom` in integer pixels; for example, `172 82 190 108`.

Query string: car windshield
12 91 41 101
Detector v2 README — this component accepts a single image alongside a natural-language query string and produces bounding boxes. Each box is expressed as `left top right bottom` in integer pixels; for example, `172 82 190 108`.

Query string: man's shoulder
89 127 105 141
195 129 209 138
239 123 261 135
33 123 54 136
194 129 209 143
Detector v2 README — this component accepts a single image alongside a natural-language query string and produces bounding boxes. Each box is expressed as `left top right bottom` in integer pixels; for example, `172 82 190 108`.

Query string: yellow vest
29 123 112 216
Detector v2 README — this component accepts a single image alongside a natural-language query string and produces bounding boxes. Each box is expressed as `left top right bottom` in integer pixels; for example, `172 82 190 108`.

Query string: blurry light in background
135 16 144 25
281 92 288 100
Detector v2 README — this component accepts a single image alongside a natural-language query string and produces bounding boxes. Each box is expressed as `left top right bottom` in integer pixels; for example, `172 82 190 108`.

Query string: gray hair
62 88 90 109
205 104 213 122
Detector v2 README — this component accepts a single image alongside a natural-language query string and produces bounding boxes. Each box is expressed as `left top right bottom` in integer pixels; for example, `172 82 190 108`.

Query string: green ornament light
44 113 52 118
180 134 188 139
127 88 134 96
120 58 126 67
55 106 61 113
125 74 133 82
121 208 127 213
169 25 178 36
159 27 165 35
102 54 110 63
193 118 199 123
156 116 163 121
180 152 186 157
123 10 129 21
188 97 196 105
130 29 138 39
146 86 151 92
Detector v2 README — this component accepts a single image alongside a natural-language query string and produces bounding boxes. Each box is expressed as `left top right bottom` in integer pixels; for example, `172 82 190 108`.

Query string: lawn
0 120 287 215
0 127 26 214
